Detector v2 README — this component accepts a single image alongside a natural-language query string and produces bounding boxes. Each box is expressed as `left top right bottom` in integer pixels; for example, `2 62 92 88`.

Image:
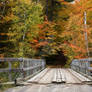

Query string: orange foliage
0 33 14 36
0 33 8 36
36 41 48 47
74 55 88 59
38 24 43 29
59 0 69 4
33 39 38 43
39 36 45 39
64 41 86 53
74 55 81 59
0 54 4 58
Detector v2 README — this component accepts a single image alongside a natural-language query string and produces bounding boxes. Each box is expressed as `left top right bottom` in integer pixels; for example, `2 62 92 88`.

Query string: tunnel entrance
45 51 68 67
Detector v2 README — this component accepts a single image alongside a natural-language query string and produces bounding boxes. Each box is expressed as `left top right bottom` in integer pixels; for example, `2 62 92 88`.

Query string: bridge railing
0 58 46 84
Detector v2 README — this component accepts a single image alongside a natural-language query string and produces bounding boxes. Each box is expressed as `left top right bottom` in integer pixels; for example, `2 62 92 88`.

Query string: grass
0 84 14 92
0 72 20 92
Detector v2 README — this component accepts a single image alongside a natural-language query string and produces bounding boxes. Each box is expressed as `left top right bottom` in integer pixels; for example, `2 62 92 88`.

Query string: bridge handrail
0 58 46 84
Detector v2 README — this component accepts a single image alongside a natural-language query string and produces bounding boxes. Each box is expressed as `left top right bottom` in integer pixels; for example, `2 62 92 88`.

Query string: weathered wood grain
4 68 92 92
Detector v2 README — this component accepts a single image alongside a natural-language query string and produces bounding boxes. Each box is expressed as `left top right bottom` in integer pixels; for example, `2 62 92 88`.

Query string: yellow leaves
75 0 92 13
0 33 14 36
19 0 31 5
3 16 11 22
2 13 18 22
61 1 91 58
7 0 16 7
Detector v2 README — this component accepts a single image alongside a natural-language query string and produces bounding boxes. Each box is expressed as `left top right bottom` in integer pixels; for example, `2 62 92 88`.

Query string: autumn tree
0 0 44 58
0 0 16 57
10 0 43 58
61 0 92 60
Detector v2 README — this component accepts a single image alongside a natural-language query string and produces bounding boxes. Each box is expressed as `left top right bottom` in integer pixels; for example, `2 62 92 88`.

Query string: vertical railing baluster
21 58 25 79
20 61 23 79
23 60 26 78
8 61 12 81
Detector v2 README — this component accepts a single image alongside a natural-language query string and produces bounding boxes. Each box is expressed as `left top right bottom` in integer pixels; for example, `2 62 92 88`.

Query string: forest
0 0 92 66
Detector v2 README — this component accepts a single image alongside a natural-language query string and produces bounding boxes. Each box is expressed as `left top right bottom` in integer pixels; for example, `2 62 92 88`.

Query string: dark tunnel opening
45 51 68 67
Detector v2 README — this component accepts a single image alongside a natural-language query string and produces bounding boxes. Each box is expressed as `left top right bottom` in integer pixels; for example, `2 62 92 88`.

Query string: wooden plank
69 69 91 82
62 69 81 83
38 68 54 83
56 68 62 83
52 68 57 83
4 83 92 92
52 68 65 83
27 68 49 83
59 69 66 83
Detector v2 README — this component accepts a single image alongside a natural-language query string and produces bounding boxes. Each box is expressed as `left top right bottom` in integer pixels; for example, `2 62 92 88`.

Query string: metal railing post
8 61 12 81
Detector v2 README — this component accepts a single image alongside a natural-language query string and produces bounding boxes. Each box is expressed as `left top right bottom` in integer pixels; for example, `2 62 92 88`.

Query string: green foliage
64 0 74 2
9 0 43 58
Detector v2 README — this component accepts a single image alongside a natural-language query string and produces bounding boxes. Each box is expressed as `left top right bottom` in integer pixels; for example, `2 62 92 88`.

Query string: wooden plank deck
5 68 92 92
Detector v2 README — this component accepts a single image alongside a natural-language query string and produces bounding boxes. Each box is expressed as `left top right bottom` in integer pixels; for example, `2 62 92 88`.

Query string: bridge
0 58 92 92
